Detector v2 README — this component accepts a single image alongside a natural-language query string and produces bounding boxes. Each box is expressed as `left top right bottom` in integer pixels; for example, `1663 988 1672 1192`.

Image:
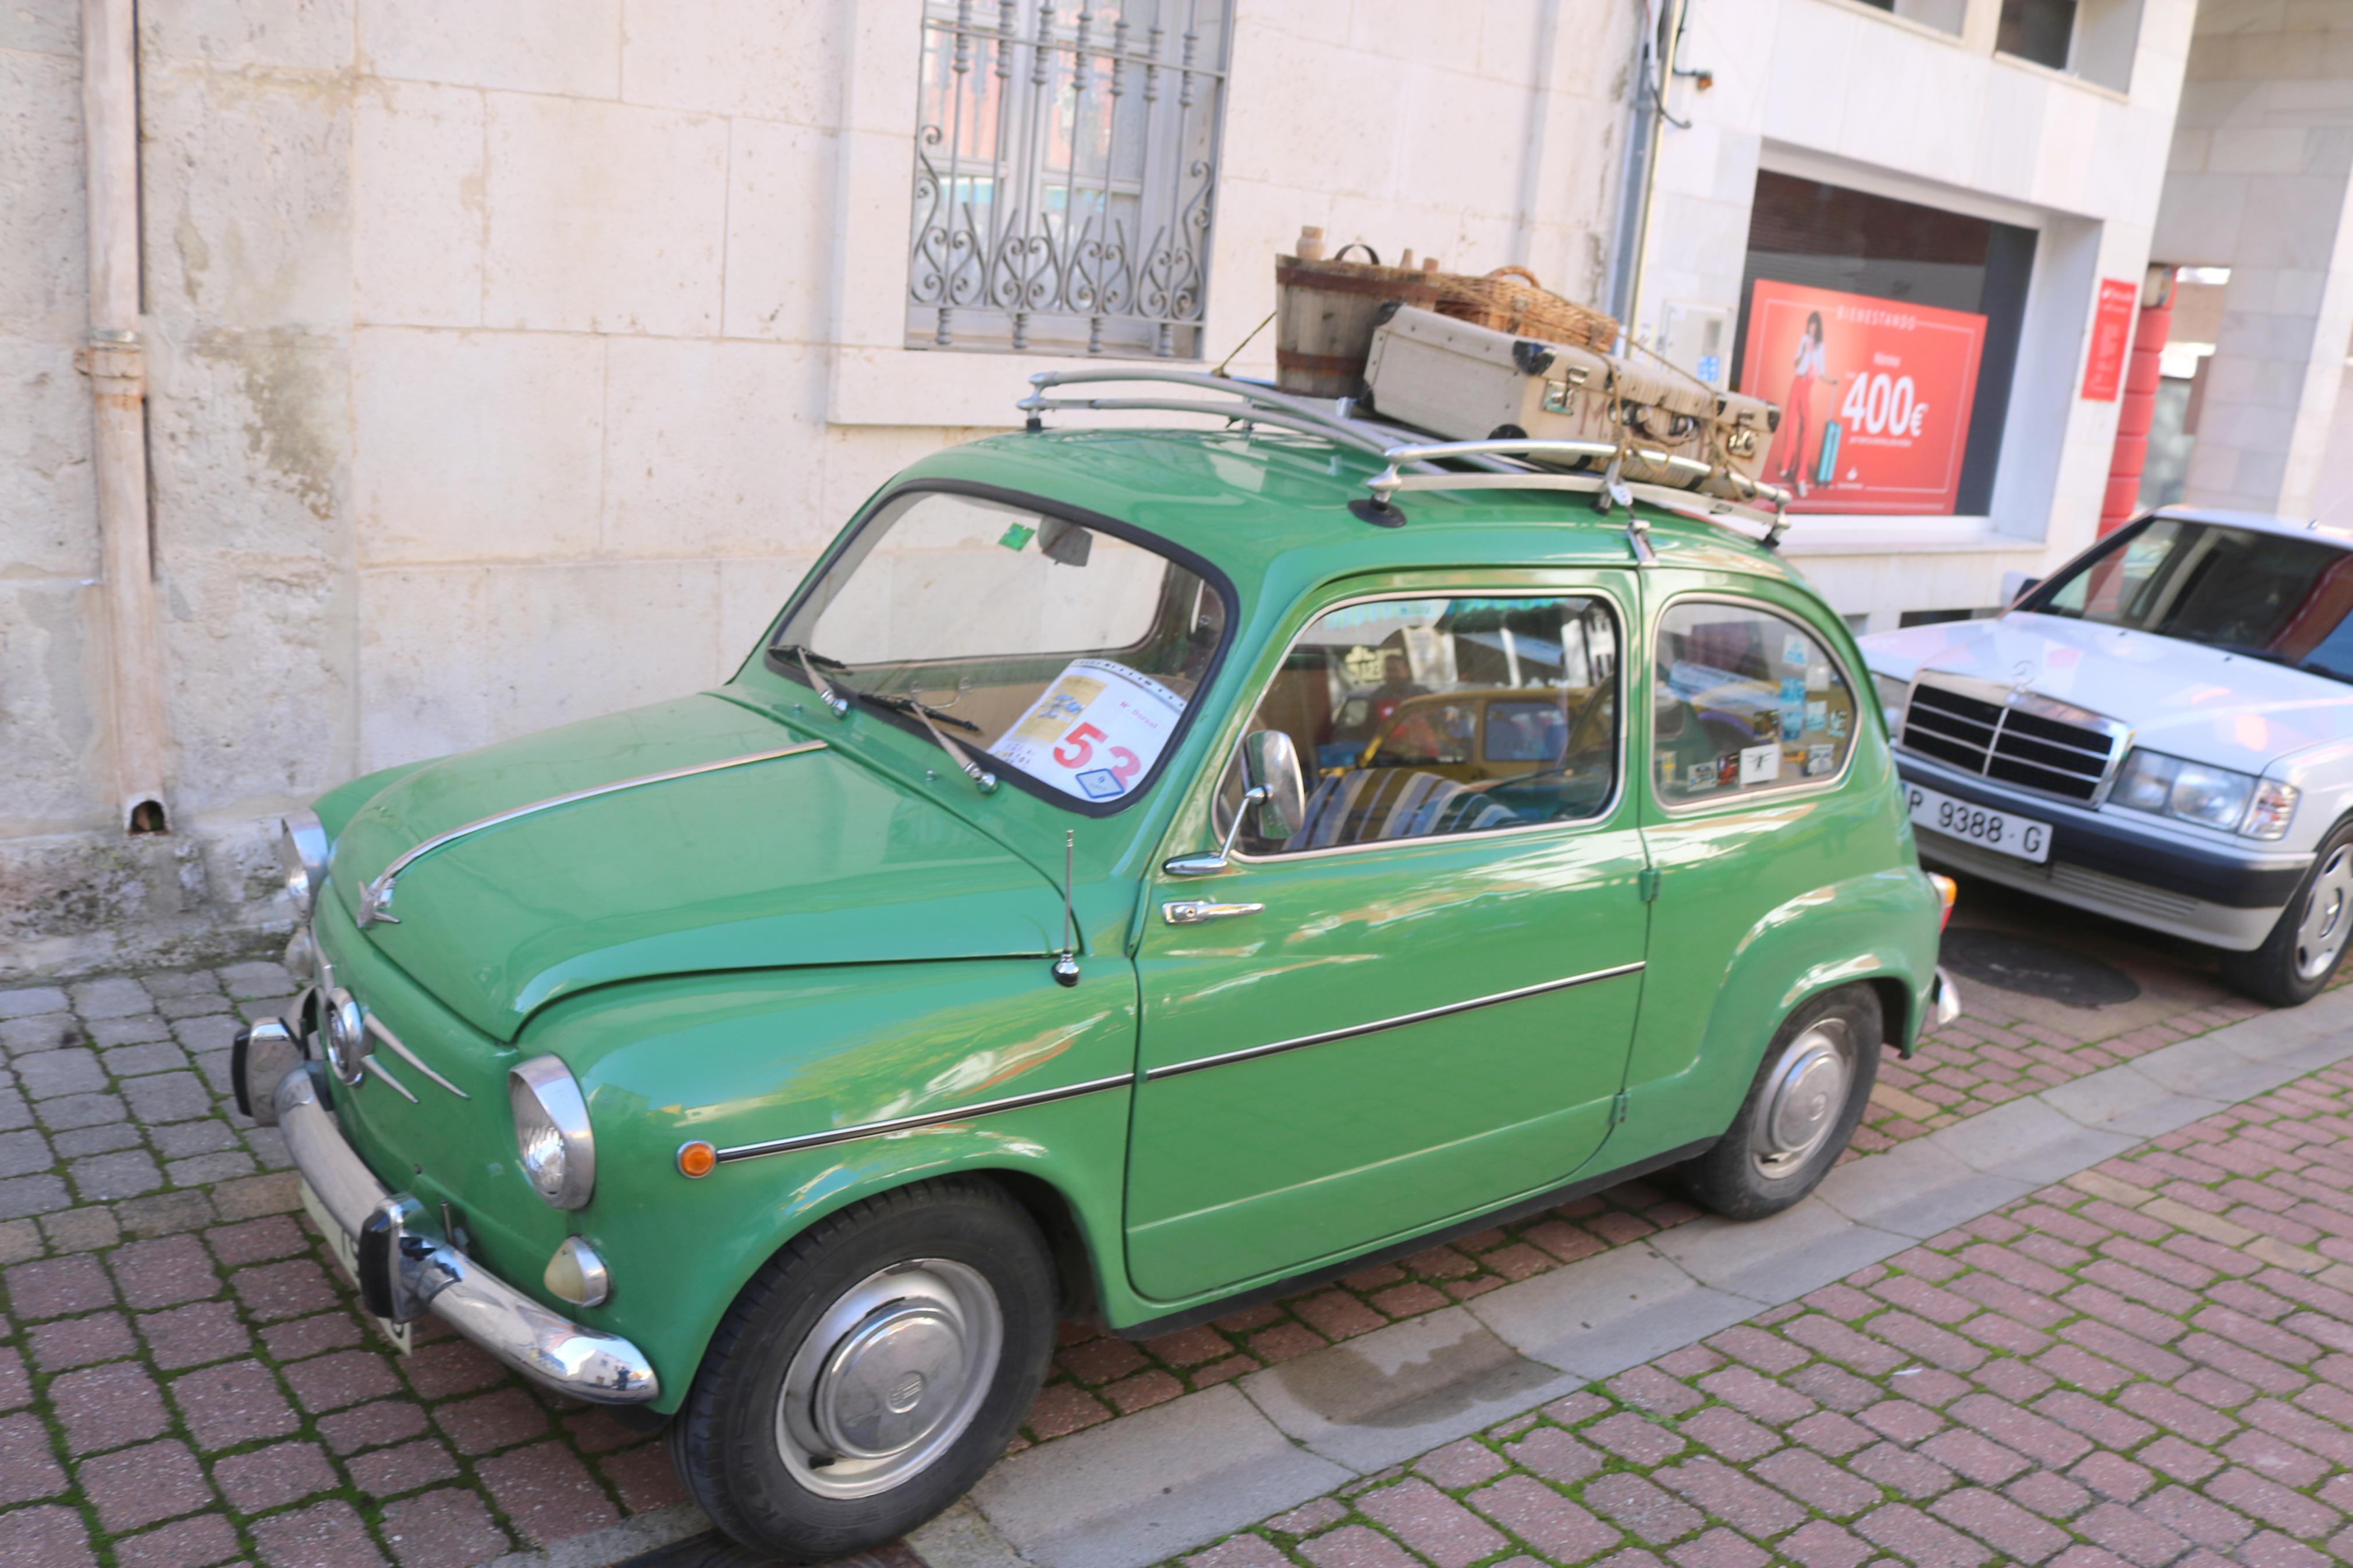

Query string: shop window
1652 602 1857 808
906 0 1231 359
1998 0 2142 92
1732 172 2036 518
1851 0 1967 35
1220 595 1621 854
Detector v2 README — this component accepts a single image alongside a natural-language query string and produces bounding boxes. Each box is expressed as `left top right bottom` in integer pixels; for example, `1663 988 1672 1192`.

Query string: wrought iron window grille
908 0 1231 359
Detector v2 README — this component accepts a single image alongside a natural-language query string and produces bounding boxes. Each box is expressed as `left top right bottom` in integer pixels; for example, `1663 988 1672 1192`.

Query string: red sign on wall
1739 280 1989 515
2082 276 2139 401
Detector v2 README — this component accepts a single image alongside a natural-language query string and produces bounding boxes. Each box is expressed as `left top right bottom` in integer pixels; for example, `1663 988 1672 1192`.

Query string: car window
1219 593 1621 854
1653 600 1856 806
772 488 1229 808
2028 517 2353 683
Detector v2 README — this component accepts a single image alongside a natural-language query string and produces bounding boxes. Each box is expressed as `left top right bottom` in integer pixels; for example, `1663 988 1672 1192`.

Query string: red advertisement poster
2081 276 2138 401
1740 280 1988 515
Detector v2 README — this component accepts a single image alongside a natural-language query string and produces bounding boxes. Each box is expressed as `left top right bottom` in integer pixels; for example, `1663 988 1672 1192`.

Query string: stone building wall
0 0 1638 978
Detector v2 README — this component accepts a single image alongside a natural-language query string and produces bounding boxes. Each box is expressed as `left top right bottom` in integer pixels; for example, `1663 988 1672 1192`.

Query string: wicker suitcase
1361 305 1615 449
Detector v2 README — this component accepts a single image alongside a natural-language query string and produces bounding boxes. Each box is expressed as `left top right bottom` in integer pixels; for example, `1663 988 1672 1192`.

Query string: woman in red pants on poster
1765 310 1839 499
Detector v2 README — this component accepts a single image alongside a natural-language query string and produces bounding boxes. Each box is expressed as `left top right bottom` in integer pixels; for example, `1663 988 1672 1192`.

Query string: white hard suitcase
1362 306 1739 490
1361 305 1614 450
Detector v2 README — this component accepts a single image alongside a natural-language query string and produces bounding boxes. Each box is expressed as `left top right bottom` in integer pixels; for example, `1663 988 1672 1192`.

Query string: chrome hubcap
2295 848 2353 981
1751 1019 1855 1180
777 1260 999 1499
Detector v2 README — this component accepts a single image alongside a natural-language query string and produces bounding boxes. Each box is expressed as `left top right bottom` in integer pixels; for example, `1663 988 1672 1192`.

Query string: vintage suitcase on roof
1362 305 1738 488
1360 304 1615 449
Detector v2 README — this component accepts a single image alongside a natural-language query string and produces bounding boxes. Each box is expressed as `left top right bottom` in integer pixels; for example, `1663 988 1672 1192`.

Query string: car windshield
2024 517 2353 684
768 488 1229 808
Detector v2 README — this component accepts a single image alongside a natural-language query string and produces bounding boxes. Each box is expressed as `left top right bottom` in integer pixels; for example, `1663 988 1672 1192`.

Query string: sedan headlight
278 810 328 919
2111 749 2287 835
1872 673 1910 732
509 1057 595 1210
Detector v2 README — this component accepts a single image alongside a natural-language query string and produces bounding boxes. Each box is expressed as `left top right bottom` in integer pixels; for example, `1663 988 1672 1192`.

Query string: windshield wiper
862 693 1000 795
772 642 851 719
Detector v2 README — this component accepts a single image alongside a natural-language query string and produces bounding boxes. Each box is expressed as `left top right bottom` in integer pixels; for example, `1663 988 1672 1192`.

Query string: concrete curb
933 988 2353 1568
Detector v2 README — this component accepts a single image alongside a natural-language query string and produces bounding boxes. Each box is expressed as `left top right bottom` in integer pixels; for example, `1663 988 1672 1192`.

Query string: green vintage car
234 375 1954 1560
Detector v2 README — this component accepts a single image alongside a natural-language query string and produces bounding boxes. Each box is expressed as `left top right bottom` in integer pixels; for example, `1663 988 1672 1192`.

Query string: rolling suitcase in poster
1815 420 1842 490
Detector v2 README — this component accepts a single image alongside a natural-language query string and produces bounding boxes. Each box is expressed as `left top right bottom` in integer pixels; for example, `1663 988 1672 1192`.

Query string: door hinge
1638 867 1661 902
1610 1091 1629 1125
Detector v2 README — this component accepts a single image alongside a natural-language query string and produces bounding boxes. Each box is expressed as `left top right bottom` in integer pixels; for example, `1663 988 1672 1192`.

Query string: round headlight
278 810 329 919
509 1057 595 1210
321 989 368 1086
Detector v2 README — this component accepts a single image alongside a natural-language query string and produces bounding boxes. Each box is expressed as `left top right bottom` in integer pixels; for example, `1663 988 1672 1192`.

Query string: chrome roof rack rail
1365 438 1792 553
1016 368 1793 552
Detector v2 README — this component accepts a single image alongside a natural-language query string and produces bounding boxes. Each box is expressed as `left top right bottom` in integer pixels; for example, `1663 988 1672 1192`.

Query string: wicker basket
1435 266 1619 353
1273 245 1445 397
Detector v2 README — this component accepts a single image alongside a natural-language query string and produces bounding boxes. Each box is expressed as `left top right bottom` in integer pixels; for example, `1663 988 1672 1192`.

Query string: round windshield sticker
990 659 1187 802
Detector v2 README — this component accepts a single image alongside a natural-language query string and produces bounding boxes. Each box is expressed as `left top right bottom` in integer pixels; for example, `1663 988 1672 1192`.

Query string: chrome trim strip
712 1072 1137 1164
357 741 828 926
363 1055 419 1103
365 1014 469 1100
1143 961 1648 1082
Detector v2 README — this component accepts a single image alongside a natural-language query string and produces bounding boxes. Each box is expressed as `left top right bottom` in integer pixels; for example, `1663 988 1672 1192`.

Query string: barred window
907 1 1231 358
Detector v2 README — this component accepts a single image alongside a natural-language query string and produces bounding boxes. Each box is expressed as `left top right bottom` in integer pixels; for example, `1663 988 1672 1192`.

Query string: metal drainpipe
1605 0 1683 335
77 0 170 833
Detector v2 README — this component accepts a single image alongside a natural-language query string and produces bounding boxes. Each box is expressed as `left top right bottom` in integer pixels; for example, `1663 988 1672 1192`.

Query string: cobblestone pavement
0 899 2321 1568
1159 1056 2353 1568
0 963 693 1567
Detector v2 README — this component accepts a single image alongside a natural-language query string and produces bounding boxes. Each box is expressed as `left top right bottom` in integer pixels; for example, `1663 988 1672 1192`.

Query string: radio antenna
1052 830 1080 987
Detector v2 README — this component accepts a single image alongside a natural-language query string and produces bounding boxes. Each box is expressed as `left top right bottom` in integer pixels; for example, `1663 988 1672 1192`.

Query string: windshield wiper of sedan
860 692 1001 795
772 642 853 719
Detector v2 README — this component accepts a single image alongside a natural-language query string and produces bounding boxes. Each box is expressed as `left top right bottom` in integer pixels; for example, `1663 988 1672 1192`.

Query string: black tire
666 1178 1056 1563
2220 818 2353 1008
1680 985 1882 1221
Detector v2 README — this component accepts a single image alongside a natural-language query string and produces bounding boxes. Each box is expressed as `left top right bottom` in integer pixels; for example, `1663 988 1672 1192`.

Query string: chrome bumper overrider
1930 966 1962 1028
271 1067 658 1404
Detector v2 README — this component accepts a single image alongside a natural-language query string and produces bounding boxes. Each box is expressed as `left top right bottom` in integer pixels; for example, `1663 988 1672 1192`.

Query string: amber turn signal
676 1140 717 1179
1928 872 1958 931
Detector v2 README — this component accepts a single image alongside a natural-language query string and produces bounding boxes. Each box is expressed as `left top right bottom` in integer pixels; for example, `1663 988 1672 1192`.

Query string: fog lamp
543 1236 611 1309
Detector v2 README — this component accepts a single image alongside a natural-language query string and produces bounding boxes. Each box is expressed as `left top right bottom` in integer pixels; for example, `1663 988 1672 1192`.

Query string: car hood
327 694 1063 1040
1862 612 2353 774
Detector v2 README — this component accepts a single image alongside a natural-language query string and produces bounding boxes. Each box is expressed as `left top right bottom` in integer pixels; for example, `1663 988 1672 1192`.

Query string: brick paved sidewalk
1162 1058 2353 1568
0 944 2319 1568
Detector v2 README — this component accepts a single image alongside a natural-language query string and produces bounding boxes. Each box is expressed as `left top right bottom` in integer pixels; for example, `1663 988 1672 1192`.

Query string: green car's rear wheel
668 1178 1055 1563
1680 984 1881 1220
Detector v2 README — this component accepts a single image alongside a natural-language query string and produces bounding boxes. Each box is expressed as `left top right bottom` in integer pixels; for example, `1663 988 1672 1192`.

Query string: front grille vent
1899 683 2118 802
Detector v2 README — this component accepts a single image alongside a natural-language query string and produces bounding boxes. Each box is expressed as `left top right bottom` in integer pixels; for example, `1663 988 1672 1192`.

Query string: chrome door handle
1162 899 1265 926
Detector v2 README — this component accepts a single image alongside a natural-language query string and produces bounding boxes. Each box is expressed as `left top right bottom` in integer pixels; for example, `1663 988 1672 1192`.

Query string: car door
1124 578 1652 1302
1627 584 1885 1128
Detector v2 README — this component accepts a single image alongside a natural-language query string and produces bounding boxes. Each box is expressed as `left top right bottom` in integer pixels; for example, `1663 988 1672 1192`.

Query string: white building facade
1624 0 2198 631
3 0 2338 974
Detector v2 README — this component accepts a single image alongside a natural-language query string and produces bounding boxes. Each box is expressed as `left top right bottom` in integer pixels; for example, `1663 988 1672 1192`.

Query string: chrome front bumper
271 1066 659 1405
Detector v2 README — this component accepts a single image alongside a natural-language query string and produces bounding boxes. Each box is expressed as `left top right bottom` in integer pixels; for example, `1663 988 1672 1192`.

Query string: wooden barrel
1273 248 1443 398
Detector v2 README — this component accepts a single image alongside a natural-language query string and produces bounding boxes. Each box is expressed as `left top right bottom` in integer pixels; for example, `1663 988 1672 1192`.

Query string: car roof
886 428 1804 602
2152 504 2353 547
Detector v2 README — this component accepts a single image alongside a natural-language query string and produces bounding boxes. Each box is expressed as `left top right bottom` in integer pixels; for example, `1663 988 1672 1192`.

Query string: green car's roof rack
1020 368 1791 558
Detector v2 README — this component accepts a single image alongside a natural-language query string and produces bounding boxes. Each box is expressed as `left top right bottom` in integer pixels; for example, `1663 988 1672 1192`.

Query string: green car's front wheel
668 1178 1056 1562
1680 984 1881 1221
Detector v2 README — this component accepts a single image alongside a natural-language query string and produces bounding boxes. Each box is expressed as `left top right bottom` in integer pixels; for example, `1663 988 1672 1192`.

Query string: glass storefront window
1733 173 2036 518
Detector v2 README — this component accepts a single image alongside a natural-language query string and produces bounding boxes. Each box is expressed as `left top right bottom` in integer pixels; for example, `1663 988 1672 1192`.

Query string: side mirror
1240 730 1307 842
1165 730 1311 877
